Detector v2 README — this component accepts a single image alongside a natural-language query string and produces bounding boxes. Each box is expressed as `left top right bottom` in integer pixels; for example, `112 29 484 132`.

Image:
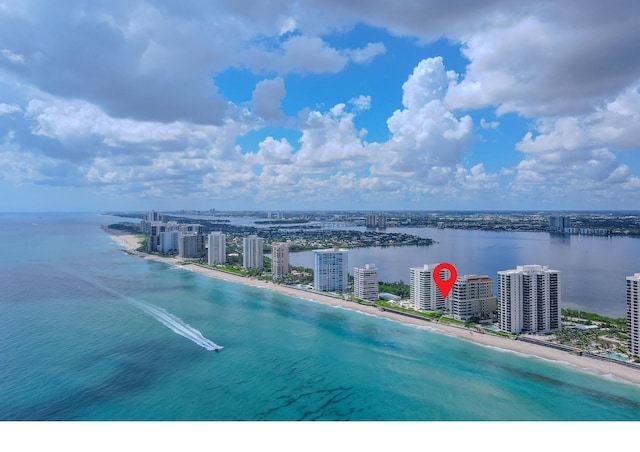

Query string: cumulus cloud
250 78 286 122
1 0 639 208
376 57 474 175
294 102 369 168
253 137 294 165
446 8 640 117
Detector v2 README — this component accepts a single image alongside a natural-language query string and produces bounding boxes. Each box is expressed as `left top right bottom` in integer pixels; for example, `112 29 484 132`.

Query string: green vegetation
215 265 247 275
378 281 410 299
490 330 515 338
554 308 629 355
375 301 441 319
562 309 626 329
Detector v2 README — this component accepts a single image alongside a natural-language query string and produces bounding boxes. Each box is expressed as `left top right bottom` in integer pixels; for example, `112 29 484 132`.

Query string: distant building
147 210 159 222
179 233 200 258
627 273 640 357
409 263 449 311
271 242 289 279
498 265 561 334
450 275 497 321
208 232 226 265
243 235 264 269
549 215 571 232
366 214 387 229
314 248 348 292
354 264 379 302
159 230 180 255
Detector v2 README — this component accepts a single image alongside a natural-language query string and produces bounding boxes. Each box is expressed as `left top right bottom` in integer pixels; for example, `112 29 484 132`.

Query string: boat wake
80 274 223 351
125 297 223 351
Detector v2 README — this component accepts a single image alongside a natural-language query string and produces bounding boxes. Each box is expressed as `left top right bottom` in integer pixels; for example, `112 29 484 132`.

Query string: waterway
290 227 640 318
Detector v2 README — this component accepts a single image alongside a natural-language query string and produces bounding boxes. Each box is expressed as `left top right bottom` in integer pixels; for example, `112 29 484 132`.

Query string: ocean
2 212 640 421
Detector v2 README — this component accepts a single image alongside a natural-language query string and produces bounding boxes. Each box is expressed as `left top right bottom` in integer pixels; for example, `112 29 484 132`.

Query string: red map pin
433 262 457 299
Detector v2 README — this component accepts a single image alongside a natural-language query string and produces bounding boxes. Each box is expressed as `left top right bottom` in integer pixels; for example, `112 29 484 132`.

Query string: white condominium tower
243 235 264 269
208 232 226 265
450 275 497 321
314 248 348 292
271 242 290 279
409 263 449 311
498 265 561 334
354 264 379 302
627 273 640 357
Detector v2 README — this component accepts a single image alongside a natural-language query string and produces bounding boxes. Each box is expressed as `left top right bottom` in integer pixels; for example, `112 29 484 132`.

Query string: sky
1 0 640 212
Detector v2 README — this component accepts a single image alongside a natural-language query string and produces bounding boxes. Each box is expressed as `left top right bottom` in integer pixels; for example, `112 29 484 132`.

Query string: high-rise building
450 275 497 321
627 273 640 357
179 233 200 258
314 248 348 292
159 230 180 255
366 214 387 229
243 235 264 269
498 265 561 334
549 215 571 232
271 242 289 279
354 264 379 301
147 210 159 222
208 232 226 265
409 263 449 311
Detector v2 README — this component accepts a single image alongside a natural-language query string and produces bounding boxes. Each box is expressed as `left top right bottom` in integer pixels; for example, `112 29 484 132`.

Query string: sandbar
103 226 640 387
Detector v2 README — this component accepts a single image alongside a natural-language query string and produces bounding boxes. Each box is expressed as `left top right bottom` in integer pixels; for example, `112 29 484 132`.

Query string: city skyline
1 1 640 212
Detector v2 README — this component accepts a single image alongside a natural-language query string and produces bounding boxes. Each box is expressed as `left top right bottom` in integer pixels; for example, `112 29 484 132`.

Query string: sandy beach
103 227 640 386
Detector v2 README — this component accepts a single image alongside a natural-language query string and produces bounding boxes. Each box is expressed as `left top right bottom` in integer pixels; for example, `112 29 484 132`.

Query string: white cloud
1 49 24 65
0 103 21 115
253 137 294 165
250 78 286 122
345 42 386 63
1 1 639 209
349 95 371 111
278 16 297 35
480 118 499 130
446 10 640 117
376 57 474 176
294 103 369 168
26 98 187 144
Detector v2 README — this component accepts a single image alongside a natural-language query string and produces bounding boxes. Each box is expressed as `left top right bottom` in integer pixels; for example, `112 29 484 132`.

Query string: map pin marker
433 262 457 299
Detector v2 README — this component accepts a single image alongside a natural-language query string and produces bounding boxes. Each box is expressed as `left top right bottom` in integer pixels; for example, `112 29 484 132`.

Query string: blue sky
1 0 640 212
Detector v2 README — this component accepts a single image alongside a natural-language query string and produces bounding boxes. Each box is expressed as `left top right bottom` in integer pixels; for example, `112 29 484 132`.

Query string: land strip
103 226 640 387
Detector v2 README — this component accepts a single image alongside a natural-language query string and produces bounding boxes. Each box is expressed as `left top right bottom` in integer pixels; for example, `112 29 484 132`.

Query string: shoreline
103 226 640 387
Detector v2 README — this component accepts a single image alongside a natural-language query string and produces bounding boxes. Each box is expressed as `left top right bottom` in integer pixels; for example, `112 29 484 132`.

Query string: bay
290 227 640 318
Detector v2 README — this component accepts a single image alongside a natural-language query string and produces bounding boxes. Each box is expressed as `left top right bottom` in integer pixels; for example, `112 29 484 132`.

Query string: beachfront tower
627 273 640 357
354 264 379 302
314 248 348 293
409 264 448 312
178 233 200 258
450 275 497 321
271 242 290 279
243 235 264 270
498 265 561 334
208 232 226 266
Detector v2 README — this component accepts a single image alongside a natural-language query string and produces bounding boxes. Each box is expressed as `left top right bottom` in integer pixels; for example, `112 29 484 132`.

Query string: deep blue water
2 213 640 420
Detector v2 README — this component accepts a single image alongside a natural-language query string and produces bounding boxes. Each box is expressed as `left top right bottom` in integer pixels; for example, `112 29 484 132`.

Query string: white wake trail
81 275 223 351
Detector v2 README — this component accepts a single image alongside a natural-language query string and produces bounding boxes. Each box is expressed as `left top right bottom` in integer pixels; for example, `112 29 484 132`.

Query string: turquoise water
2 213 640 420
604 353 630 362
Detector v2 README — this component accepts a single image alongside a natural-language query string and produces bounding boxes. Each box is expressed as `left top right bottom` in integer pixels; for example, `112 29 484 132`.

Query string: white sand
104 227 640 386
